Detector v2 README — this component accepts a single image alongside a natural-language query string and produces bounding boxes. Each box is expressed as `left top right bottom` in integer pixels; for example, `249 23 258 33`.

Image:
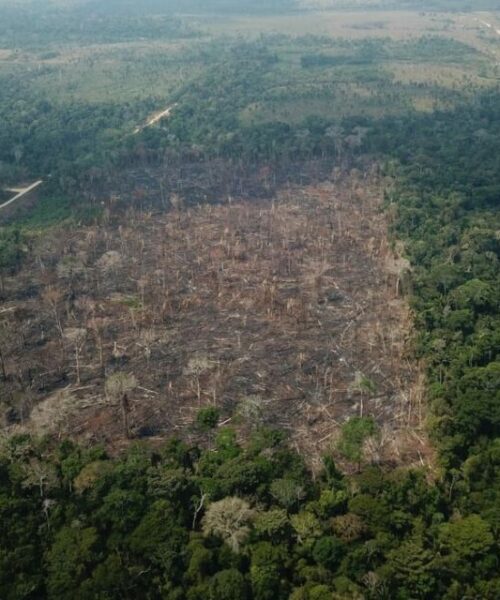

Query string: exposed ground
133 104 176 134
0 180 43 211
0 171 430 469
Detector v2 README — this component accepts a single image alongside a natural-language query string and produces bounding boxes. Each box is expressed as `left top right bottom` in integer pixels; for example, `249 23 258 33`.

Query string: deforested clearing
1 172 430 469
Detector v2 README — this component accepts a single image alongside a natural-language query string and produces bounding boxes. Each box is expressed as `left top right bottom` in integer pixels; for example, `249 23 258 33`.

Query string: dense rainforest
0 3 499 598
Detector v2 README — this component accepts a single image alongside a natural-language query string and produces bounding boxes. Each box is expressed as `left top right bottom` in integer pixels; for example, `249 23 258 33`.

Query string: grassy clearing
235 34 490 125
197 10 460 40
0 41 204 104
387 62 494 89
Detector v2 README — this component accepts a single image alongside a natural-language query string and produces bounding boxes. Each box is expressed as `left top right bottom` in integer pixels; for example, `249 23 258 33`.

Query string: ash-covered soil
0 171 430 469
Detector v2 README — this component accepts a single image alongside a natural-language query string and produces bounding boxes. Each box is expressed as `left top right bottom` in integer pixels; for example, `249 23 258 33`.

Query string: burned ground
0 170 430 469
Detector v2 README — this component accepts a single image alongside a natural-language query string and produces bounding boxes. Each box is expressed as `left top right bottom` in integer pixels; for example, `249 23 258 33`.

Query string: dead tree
105 372 137 439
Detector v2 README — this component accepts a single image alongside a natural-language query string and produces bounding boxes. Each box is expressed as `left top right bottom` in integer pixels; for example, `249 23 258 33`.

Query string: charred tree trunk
0 347 6 380
121 393 132 439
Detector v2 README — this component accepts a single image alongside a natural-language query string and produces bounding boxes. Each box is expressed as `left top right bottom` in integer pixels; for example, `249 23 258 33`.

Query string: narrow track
0 180 43 210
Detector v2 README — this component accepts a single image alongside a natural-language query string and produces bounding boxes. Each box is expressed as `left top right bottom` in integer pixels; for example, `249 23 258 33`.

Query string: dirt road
0 180 43 210
133 105 176 135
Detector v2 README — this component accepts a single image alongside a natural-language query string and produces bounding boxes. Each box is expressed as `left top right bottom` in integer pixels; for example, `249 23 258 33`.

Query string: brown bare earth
0 171 430 469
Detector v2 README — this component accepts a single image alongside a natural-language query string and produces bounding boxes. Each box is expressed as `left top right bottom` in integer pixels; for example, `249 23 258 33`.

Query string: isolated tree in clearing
105 372 137 438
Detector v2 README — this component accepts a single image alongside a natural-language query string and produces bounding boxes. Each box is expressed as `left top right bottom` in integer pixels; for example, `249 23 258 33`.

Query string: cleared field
1 173 430 469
